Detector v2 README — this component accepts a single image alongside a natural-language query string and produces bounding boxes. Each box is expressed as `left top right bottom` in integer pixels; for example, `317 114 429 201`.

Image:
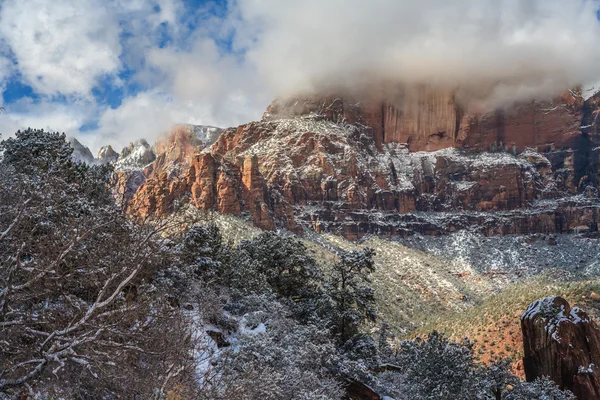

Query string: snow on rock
67 137 95 164
114 139 156 172
112 106 600 240
238 312 268 336
188 124 223 147
97 145 118 162
521 296 600 399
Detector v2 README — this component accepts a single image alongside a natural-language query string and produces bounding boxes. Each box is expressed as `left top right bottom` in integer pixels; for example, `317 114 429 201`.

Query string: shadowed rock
521 296 600 399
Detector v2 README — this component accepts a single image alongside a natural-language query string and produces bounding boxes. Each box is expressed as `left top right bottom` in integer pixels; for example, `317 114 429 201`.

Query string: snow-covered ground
399 231 600 279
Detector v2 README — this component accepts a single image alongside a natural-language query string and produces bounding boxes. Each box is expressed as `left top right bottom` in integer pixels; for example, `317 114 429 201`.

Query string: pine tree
228 232 321 299
503 377 575 400
393 331 491 399
326 248 377 343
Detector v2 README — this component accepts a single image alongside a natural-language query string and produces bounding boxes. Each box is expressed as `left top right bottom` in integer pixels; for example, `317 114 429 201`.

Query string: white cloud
232 0 600 107
0 97 91 139
0 0 123 97
3 0 600 152
90 85 264 151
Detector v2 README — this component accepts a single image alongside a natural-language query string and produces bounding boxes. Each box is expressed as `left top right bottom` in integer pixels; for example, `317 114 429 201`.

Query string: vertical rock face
241 154 275 230
263 87 460 151
111 84 600 238
190 153 217 210
149 124 222 180
264 86 588 154
521 296 600 399
380 86 459 151
463 91 585 153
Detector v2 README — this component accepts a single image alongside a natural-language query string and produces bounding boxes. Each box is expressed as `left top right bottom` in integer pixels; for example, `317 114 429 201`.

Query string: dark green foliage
487 358 520 400
233 232 321 297
181 223 229 280
326 248 377 343
377 321 395 359
394 331 489 399
1 128 115 208
1 129 74 175
503 377 575 400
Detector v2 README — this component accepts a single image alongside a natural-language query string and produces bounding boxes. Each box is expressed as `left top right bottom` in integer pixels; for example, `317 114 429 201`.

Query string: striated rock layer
264 86 588 153
521 296 600 399
118 86 600 239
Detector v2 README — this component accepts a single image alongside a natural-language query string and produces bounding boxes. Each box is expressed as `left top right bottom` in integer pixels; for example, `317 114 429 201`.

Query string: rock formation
264 86 590 153
521 296 600 399
101 85 600 239
98 145 119 162
68 137 95 164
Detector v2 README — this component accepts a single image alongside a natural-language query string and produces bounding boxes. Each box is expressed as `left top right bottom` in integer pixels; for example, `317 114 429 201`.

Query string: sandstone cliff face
117 88 600 239
521 296 600 399
147 124 223 180
264 86 591 154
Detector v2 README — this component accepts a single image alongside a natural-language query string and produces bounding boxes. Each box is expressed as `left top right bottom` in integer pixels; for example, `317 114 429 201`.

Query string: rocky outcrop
98 145 119 163
264 86 592 155
345 379 382 400
111 170 146 207
147 124 222 180
68 137 95 164
117 86 600 239
241 155 275 230
110 125 226 210
521 296 600 399
115 139 156 172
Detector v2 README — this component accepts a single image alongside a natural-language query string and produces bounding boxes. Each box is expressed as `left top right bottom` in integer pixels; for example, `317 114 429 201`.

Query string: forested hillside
0 129 579 399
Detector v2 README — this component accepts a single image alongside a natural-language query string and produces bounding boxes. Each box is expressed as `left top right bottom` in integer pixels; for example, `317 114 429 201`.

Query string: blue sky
0 0 267 150
1 0 229 109
1 0 600 152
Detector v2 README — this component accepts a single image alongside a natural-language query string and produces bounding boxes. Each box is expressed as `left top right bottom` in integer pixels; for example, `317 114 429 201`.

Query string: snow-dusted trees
200 298 344 400
389 331 491 399
0 130 195 398
503 377 576 400
177 230 379 398
371 331 572 400
180 223 229 282
326 248 377 343
226 232 321 298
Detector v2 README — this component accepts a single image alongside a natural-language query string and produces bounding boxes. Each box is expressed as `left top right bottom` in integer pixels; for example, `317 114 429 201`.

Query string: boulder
521 296 600 399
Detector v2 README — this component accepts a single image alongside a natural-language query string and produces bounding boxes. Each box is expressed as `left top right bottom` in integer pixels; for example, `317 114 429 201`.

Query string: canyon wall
116 86 600 239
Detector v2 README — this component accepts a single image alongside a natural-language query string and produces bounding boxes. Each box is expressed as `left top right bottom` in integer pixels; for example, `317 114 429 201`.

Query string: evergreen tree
503 377 575 400
180 223 228 280
326 248 377 343
393 331 492 399
485 358 519 400
0 129 195 397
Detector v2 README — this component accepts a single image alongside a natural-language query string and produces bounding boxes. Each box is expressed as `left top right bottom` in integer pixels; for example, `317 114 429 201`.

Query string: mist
233 0 600 109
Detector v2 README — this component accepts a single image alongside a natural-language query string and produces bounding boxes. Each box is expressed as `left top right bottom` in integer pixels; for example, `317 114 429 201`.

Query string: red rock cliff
265 86 588 153
121 87 600 239
521 296 600 399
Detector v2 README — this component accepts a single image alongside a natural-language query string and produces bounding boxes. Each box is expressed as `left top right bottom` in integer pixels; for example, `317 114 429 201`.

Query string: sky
1 0 600 152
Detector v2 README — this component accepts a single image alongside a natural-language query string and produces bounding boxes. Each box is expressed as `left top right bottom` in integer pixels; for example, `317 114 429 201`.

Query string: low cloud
234 0 600 108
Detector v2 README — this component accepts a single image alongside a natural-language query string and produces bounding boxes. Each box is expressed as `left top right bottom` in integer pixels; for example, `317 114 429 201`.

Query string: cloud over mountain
0 0 599 151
